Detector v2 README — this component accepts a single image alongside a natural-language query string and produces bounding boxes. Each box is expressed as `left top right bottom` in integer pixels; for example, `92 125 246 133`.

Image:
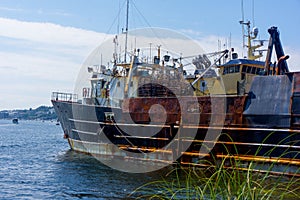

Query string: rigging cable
131 0 170 52
99 0 126 45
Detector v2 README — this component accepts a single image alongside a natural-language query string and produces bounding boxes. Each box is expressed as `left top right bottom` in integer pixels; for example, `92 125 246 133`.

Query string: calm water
0 120 166 199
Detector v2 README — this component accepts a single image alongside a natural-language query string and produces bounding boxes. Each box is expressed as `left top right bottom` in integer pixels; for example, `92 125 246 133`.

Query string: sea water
0 120 164 199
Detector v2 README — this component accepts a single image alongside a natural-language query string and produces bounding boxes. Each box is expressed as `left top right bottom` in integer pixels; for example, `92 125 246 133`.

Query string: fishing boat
12 118 18 124
51 2 300 175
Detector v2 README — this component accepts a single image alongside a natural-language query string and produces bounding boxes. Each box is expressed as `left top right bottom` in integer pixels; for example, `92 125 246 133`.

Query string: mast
239 0 262 60
239 20 263 60
124 0 129 63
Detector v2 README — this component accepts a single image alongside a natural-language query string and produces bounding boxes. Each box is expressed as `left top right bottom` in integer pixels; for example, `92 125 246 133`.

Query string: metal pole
124 0 129 63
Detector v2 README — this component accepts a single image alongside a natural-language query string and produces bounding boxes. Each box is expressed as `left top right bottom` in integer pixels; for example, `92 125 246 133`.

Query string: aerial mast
124 0 129 63
239 21 263 60
239 0 263 60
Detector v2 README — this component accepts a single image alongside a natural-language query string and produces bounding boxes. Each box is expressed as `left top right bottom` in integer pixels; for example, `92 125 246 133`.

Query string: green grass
130 163 300 199
130 132 300 199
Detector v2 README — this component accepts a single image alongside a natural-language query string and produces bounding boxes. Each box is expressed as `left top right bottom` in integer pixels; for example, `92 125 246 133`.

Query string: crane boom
264 26 289 74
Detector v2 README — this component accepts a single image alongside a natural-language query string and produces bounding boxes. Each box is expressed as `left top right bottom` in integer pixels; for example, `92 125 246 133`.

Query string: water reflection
54 150 171 199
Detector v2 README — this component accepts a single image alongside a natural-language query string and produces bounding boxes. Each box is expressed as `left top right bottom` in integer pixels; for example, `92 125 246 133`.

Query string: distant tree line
0 106 57 120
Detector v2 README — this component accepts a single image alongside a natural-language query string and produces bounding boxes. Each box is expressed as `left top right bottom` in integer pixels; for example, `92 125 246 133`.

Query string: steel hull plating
52 85 300 176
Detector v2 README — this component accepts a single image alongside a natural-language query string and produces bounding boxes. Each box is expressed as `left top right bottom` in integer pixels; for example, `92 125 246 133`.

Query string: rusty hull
122 72 300 129
116 72 300 175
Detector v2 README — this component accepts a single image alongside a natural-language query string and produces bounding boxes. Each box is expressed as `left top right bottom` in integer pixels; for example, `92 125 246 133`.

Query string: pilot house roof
220 59 266 67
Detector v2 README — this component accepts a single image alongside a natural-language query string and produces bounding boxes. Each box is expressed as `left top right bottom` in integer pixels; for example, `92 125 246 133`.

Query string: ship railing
51 92 78 103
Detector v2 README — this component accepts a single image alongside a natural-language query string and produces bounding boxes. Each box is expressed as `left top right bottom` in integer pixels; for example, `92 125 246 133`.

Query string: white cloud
0 6 24 12
37 9 73 17
0 17 110 110
179 29 203 37
0 18 300 110
0 18 108 46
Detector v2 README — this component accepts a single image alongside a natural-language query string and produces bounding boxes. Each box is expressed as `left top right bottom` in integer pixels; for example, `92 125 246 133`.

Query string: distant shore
0 106 57 121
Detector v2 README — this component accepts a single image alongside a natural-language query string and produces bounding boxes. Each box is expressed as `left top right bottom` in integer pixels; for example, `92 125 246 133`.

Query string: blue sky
0 0 300 109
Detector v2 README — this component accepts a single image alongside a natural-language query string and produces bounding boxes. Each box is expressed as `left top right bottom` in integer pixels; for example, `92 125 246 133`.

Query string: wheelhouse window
251 67 256 74
246 66 252 73
235 66 240 73
242 65 264 75
223 65 240 75
256 68 264 75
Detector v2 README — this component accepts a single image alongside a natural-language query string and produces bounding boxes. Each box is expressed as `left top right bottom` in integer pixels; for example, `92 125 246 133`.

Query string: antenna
241 0 245 22
252 0 255 27
117 0 121 34
149 43 152 63
229 33 232 59
240 0 245 57
124 0 129 63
